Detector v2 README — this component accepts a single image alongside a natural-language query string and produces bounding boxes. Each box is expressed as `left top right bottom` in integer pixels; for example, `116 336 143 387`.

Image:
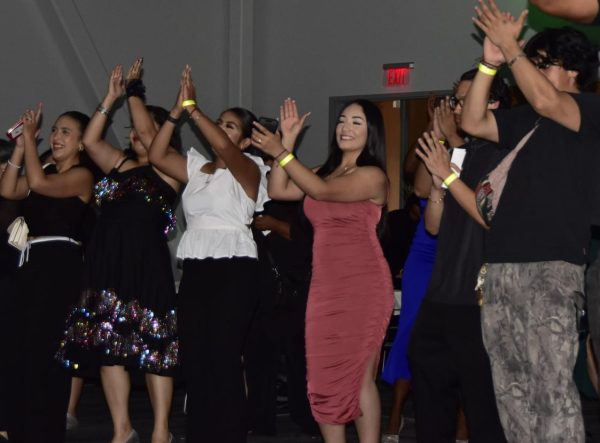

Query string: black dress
5 164 87 443
57 163 179 376
0 197 20 431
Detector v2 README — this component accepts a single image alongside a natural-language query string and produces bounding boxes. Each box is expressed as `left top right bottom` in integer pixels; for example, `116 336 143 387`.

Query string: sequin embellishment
56 289 179 372
94 175 176 235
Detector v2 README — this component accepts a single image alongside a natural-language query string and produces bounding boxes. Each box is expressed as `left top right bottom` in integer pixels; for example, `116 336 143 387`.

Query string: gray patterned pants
479 261 585 443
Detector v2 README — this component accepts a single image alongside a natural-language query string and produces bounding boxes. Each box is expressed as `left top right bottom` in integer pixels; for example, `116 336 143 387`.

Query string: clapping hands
415 130 453 189
107 65 125 100
473 0 527 65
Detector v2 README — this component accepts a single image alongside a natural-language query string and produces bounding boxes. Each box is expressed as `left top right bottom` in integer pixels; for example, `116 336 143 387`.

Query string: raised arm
83 65 127 174
266 98 311 201
530 0 599 23
0 136 28 200
420 104 467 234
417 131 487 229
21 106 93 201
147 73 188 184
125 58 157 149
471 1 582 132
124 58 181 191
460 36 503 142
182 66 261 201
252 122 387 205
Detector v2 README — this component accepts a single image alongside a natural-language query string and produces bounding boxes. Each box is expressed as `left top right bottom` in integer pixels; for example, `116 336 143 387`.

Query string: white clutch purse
7 216 29 251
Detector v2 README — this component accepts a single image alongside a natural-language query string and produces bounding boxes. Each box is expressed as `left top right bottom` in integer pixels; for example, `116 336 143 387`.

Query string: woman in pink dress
252 98 394 443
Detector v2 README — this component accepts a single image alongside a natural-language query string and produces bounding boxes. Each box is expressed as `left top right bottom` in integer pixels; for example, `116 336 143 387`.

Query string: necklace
333 165 357 178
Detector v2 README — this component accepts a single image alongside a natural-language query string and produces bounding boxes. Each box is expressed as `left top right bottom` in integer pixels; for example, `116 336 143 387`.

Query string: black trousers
0 271 16 430
6 242 82 443
178 257 259 443
408 300 506 443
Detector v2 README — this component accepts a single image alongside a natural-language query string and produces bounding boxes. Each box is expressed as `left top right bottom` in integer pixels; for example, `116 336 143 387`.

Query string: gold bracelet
182 99 197 108
279 152 295 168
428 192 445 203
478 63 497 77
443 172 458 187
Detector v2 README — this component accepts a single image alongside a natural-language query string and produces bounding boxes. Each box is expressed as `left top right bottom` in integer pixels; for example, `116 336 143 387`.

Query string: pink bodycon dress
303 197 394 424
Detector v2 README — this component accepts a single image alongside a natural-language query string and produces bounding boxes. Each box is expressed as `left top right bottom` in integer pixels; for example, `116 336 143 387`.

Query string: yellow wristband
182 99 197 108
438 139 446 145
279 153 295 168
478 63 497 77
443 172 459 187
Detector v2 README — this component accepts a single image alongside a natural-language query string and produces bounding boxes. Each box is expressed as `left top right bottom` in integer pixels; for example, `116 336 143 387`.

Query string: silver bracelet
96 104 111 116
7 159 22 169
508 53 526 68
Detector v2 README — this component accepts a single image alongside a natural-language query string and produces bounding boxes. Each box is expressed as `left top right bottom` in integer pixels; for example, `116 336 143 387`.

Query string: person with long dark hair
252 98 394 443
0 105 93 443
148 66 268 443
57 60 182 443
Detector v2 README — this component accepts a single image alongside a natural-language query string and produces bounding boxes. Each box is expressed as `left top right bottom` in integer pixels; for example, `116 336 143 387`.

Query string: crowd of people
0 1 600 443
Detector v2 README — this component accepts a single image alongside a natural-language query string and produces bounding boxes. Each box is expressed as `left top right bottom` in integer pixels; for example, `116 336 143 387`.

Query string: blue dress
382 198 437 383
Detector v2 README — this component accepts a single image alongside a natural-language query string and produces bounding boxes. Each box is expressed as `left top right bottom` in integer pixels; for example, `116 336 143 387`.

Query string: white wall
0 0 532 164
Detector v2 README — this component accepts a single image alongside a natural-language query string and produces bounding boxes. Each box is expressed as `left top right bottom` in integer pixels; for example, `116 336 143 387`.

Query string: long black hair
56 111 103 181
222 107 258 140
317 99 386 178
317 100 388 238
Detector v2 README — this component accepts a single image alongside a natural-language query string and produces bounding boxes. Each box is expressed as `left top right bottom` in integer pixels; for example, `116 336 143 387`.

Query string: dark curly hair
524 27 599 91
457 69 511 109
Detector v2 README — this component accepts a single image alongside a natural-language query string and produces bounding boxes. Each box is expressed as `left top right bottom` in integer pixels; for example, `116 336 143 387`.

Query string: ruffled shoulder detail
245 153 271 212
186 148 210 178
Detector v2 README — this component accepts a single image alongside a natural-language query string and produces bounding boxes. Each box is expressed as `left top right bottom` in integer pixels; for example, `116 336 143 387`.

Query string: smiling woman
56 59 183 443
251 97 393 443
0 106 93 442
148 65 269 443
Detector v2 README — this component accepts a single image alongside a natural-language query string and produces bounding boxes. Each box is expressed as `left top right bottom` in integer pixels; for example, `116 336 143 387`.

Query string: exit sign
383 62 414 87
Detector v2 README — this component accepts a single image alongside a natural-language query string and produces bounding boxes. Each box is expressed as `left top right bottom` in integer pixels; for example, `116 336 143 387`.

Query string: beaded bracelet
188 108 199 119
428 195 444 204
274 149 288 159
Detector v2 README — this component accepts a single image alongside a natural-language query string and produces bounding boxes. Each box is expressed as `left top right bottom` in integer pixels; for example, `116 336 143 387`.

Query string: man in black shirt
531 0 600 396
408 69 510 443
445 2 600 441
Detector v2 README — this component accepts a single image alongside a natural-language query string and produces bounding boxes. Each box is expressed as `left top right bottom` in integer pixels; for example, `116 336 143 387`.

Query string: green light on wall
504 0 600 42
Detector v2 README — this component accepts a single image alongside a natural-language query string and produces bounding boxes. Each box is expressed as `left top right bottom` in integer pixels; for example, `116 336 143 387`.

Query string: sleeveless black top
21 164 88 241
